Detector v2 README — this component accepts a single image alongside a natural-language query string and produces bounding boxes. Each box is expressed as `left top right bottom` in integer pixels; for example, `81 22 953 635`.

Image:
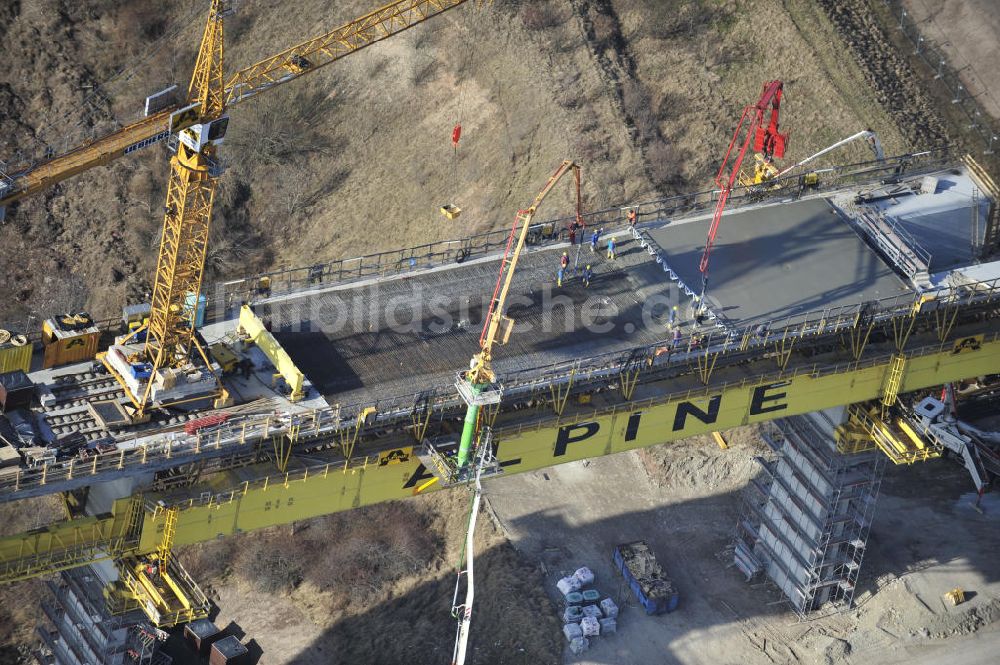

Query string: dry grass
181 488 560 665
0 496 63 664
1 0 649 325
0 0 912 328
612 0 909 187
0 1 959 662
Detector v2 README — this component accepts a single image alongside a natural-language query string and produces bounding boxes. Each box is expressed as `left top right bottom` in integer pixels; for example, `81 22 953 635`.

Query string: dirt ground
2 0 1000 663
0 0 919 328
178 487 562 665
900 0 1000 121
486 431 1000 665
0 496 65 665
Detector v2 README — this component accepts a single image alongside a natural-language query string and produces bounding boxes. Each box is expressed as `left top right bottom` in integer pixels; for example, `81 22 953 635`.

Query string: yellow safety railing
847 405 942 465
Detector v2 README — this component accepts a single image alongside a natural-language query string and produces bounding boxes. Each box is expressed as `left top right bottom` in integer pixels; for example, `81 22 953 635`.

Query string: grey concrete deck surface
260 236 690 406
249 169 988 408
869 172 987 272
645 198 912 326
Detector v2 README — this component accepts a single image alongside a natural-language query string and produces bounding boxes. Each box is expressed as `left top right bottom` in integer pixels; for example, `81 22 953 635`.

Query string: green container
564 592 584 606
582 589 601 602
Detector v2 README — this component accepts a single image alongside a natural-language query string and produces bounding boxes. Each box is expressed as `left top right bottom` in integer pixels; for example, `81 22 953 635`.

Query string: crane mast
138 0 229 412
0 0 481 418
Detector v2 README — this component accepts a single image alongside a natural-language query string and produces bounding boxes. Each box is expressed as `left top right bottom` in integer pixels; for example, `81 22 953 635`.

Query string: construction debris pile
613 541 679 615
556 566 619 655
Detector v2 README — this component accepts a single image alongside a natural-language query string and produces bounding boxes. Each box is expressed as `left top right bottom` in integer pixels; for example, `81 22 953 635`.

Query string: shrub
521 5 563 31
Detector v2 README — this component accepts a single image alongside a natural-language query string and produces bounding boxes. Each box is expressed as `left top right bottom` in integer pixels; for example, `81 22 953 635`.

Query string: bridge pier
85 472 156 515
36 562 159 665
734 408 885 616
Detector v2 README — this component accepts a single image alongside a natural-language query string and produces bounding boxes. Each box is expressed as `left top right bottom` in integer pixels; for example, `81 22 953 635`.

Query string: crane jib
123 130 172 155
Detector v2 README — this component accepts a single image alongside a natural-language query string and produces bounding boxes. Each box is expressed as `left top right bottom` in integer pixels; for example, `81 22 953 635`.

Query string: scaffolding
122 624 170 665
33 564 169 665
734 414 885 616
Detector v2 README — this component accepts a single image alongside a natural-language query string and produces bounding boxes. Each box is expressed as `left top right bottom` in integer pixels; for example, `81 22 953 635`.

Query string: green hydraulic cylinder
456 383 485 468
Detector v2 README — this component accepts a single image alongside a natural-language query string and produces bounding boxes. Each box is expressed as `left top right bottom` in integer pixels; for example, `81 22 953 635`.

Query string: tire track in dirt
816 0 949 149
567 0 682 194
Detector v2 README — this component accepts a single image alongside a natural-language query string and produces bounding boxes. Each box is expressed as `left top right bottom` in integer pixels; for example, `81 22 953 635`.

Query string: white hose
776 131 883 177
451 445 487 665
957 420 1000 444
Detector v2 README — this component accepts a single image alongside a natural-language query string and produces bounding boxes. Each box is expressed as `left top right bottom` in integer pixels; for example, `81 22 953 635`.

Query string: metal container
0 330 32 374
184 618 220 655
184 292 207 328
613 540 679 615
209 636 248 665
0 370 34 413
122 303 152 331
42 314 100 369
0 441 19 469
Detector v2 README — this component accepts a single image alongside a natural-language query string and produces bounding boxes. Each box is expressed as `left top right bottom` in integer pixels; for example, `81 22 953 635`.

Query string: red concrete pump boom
698 80 788 297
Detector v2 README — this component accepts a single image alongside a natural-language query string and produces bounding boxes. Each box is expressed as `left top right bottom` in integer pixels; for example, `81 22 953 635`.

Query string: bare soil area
0 0 918 328
0 496 64 665
813 0 950 149
179 488 561 665
488 431 1000 665
2 1 999 664
900 0 1000 121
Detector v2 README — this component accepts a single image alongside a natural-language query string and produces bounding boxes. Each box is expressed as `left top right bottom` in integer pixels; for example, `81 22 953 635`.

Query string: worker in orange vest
627 208 637 227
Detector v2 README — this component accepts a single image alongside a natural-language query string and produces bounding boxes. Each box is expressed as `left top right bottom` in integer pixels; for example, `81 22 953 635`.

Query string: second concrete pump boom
775 129 885 178
699 80 787 305
456 159 583 468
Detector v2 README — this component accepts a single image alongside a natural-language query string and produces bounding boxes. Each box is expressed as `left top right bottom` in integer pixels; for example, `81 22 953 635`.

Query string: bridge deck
244 168 989 408
1 166 996 504
258 235 685 406
645 197 912 326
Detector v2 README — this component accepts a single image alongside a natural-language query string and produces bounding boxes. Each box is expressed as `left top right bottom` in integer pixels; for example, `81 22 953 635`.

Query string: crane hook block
452 124 462 147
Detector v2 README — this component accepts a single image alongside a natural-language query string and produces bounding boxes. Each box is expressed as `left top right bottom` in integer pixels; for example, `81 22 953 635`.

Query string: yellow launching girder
0 0 476 209
0 497 142 583
2 333 999 584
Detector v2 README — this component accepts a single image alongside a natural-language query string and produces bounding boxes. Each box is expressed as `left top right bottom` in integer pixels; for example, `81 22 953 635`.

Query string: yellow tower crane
0 0 481 419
